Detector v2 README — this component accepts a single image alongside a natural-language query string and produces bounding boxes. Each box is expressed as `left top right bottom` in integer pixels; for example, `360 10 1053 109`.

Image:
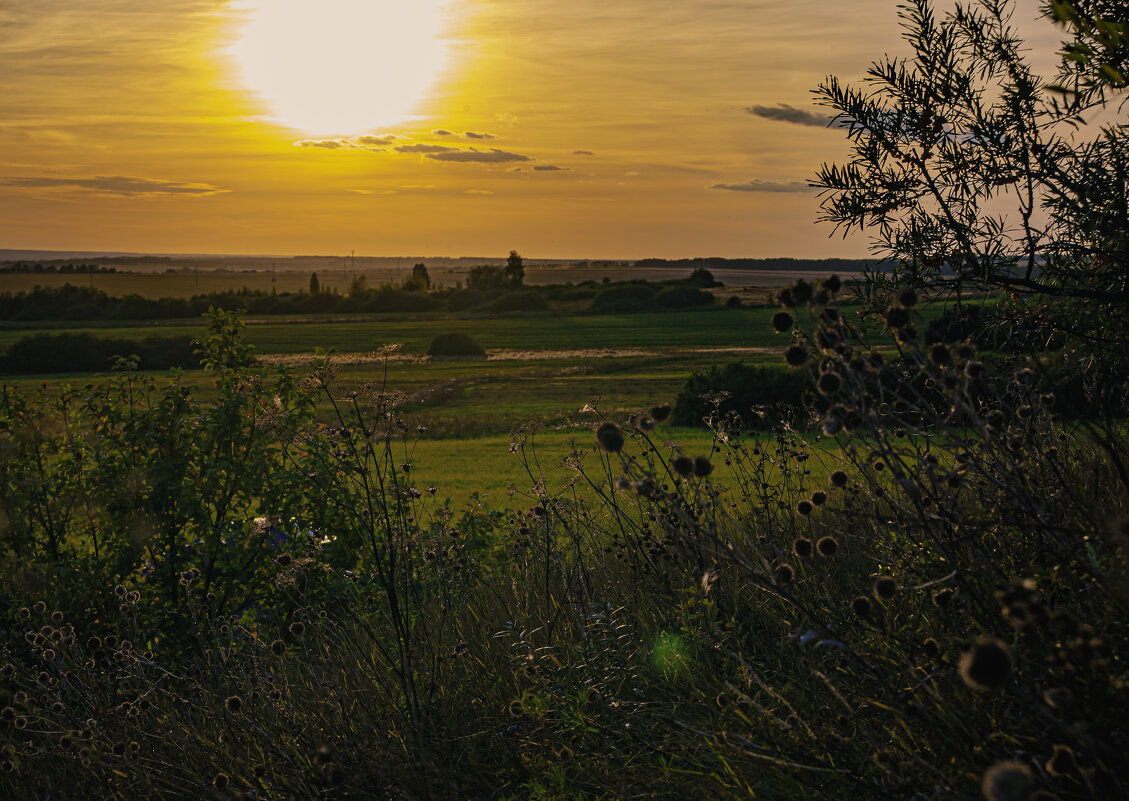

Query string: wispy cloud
746 104 832 128
533 164 569 171
0 175 227 197
710 179 812 193
294 135 395 150
464 131 496 140
464 189 494 195
395 144 457 154
573 150 595 155
428 149 531 163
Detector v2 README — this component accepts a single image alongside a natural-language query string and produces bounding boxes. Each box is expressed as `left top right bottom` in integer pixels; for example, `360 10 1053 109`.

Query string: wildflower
213 772 230 789
851 596 872 617
829 469 848 487
784 345 809 367
981 761 1032 801
114 585 126 597
986 409 1006 429
873 576 897 601
810 490 827 506
1016 367 1034 384
692 456 713 478
771 311 794 333
1044 745 1074 777
817 372 842 395
1 708 14 722
595 421 625 453
17 608 29 620
816 536 839 556
793 537 813 558
51 702 65 714
929 344 951 365
922 638 941 659
225 696 242 713
32 601 46 614
270 639 285 656
670 456 693 477
50 611 63 624
872 459 885 471
289 621 306 637
649 403 672 422
789 279 813 306
1016 405 1032 420
966 360 985 378
959 637 1011 690
775 564 795 584
796 500 813 516
634 477 659 497
896 288 918 307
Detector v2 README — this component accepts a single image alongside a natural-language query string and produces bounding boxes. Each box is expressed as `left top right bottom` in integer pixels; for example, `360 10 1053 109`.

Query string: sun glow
232 0 452 135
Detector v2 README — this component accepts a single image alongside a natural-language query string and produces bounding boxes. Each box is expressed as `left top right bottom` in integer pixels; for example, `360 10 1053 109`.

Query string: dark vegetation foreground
2 1 1129 798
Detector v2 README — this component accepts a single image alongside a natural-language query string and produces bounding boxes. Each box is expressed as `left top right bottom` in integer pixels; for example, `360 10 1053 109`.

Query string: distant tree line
634 257 896 271
0 262 118 274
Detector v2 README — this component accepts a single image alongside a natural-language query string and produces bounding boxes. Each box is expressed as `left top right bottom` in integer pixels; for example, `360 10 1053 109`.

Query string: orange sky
0 0 1063 259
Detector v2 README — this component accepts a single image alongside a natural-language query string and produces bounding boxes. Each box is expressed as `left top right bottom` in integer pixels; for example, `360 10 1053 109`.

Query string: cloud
432 129 454 136
464 189 494 195
710 179 812 193
573 150 595 155
294 135 395 150
347 188 397 195
533 164 569 171
746 104 832 127
464 131 496 139
0 175 227 197
427 148 531 163
395 143 458 154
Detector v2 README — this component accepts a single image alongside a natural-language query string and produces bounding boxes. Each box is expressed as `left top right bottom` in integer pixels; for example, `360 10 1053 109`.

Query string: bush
672 361 808 426
591 283 658 313
0 332 198 374
654 286 715 309
490 289 548 313
426 332 486 358
447 289 488 312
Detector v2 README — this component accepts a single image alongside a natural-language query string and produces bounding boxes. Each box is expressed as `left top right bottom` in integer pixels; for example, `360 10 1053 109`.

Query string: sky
0 0 1064 259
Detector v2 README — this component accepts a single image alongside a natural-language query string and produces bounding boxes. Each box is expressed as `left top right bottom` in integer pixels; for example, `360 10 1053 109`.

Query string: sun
231 0 452 135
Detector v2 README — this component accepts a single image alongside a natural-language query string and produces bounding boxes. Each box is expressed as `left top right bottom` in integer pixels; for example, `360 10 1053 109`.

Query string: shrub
0 332 198 373
490 289 548 313
654 285 715 309
672 361 807 426
447 289 488 312
426 332 486 358
591 283 658 313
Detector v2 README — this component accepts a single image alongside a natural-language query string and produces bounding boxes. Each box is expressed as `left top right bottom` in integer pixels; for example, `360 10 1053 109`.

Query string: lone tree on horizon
505 250 524 287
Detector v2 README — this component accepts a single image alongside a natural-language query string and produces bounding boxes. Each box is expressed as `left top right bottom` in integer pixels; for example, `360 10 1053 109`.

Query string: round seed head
790 279 813 305
225 696 242 713
824 275 842 293
796 500 813 516
873 576 897 601
1045 745 1074 777
981 761 1032 801
922 638 941 659
771 311 794 333
817 372 842 395
810 490 827 506
830 469 848 487
270 639 285 656
595 421 625 453
289 620 306 637
793 538 813 558
929 344 951 365
212 772 230 789
896 288 918 308
959 637 1012 690
851 596 872 617
774 563 795 584
816 536 839 556
885 306 910 328
692 456 714 478
649 403 672 422
670 456 693 477
785 345 809 367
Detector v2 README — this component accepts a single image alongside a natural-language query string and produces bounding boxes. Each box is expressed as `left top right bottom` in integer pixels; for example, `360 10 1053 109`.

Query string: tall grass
1 302 1125 799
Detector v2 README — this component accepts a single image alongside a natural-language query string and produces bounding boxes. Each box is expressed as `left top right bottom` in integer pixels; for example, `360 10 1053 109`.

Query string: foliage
672 361 808 427
505 250 525 287
490 289 549 313
466 264 508 292
0 332 197 374
426 332 487 358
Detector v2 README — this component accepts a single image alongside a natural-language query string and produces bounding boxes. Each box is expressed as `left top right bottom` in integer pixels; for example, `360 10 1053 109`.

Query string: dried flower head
595 421 625 453
692 456 714 478
824 274 842 293
830 469 848 487
289 621 306 637
670 456 693 477
929 344 951 365
649 403 672 422
959 637 1012 690
810 490 827 506
785 344 809 367
225 696 242 713
922 638 941 659
1044 745 1074 777
212 772 230 789
817 372 842 395
796 500 813 516
771 311 794 333
775 563 795 584
816 536 839 556
896 288 918 308
793 538 813 558
873 576 897 601
275 553 292 567
851 596 872 617
981 761 1032 801
885 306 910 328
